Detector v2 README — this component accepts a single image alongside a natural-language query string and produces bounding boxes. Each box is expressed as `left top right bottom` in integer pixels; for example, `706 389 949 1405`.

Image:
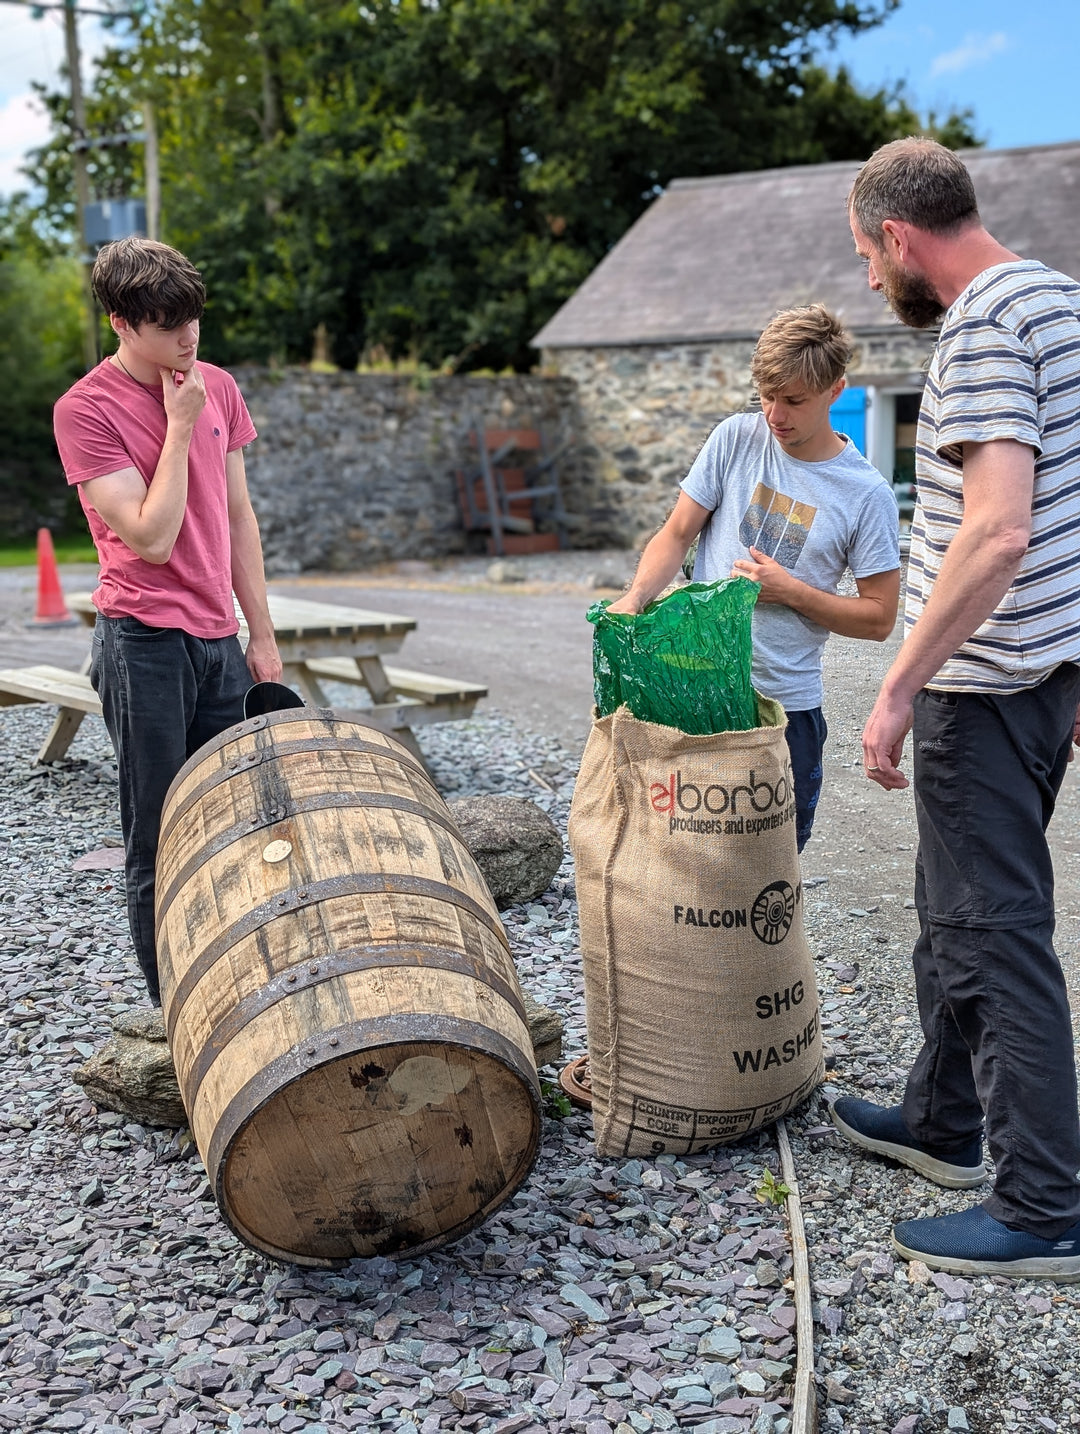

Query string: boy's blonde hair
750 304 854 396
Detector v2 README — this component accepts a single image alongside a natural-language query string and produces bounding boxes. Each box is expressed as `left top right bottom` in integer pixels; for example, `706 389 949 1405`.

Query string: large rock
74 1009 186 1128
521 993 564 1069
75 996 565 1128
448 795 563 909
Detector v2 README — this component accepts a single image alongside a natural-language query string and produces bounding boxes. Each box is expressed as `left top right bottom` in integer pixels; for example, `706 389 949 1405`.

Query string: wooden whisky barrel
155 709 541 1266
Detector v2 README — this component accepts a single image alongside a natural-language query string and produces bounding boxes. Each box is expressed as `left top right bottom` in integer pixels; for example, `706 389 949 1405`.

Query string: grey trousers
901 664 1080 1238
90 615 250 1005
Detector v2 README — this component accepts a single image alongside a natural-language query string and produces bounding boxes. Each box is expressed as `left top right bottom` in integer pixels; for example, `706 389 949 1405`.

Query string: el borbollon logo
650 764 796 837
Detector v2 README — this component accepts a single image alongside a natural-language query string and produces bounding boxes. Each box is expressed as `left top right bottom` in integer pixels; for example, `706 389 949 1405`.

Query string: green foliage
0 200 86 541
540 1078 573 1119
0 541 98 566
755 1167 792 1206
18 0 982 376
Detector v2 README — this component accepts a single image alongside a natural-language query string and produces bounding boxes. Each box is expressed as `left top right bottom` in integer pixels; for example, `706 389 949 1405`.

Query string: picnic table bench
0 593 488 765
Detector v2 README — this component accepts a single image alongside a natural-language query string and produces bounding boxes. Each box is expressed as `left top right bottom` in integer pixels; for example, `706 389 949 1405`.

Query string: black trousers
90 616 250 1005
901 664 1080 1237
785 706 827 853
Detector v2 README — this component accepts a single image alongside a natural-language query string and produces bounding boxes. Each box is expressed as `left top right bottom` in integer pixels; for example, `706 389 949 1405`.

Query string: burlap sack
568 701 823 1158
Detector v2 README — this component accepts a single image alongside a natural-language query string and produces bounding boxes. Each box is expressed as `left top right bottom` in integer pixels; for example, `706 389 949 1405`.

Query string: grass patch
0 542 97 567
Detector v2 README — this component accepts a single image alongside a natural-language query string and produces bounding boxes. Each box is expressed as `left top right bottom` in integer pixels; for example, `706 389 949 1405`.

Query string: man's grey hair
849 137 979 245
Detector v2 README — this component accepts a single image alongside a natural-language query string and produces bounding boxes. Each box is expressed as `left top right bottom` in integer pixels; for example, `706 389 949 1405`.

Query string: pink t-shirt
53 359 257 637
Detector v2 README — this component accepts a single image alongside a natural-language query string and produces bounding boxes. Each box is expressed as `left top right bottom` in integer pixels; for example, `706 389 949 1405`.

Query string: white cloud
930 31 1010 77
0 5 110 197
0 7 66 104
0 91 51 197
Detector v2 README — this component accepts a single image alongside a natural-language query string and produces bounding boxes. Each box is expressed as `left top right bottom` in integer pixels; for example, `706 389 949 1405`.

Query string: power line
0 1 140 19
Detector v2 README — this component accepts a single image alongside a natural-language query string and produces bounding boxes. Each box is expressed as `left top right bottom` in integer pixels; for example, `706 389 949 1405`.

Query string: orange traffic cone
29 528 77 627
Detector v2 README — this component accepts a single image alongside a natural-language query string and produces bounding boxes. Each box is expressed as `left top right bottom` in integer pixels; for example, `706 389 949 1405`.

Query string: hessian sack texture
568 702 823 1159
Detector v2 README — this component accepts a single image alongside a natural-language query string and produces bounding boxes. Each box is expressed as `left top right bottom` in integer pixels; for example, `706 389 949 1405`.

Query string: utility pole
1 0 144 369
142 101 159 240
62 0 98 370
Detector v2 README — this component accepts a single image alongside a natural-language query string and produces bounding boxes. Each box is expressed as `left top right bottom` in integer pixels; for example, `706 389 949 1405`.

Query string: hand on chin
171 356 198 385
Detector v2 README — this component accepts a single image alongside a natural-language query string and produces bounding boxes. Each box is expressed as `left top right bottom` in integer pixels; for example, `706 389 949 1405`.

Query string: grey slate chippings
0 699 1078 1433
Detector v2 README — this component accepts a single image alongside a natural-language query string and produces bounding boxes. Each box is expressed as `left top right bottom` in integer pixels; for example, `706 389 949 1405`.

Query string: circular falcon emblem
751 881 796 945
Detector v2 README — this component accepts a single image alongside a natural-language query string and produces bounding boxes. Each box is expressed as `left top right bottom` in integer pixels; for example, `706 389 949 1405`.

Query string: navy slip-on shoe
830 1095 986 1189
893 1205 1080 1282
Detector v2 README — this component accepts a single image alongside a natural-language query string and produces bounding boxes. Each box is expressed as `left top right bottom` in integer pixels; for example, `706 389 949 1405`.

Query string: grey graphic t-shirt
681 412 900 709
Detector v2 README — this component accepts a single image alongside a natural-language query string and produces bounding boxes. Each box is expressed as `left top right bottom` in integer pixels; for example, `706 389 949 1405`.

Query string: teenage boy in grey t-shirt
608 304 901 850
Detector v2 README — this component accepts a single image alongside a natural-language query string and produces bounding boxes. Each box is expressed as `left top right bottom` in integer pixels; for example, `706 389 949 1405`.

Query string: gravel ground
2 704 799 1434
3 688 1080 1434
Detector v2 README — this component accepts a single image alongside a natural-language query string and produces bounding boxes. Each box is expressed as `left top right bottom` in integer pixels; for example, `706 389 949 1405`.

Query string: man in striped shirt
830 137 1080 1280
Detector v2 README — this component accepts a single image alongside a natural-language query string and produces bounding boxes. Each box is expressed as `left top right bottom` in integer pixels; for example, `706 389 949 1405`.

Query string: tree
21 0 981 373
0 199 86 540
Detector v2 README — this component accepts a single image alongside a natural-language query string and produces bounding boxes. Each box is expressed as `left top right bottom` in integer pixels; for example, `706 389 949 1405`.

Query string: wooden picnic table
69 592 419 705
0 593 487 764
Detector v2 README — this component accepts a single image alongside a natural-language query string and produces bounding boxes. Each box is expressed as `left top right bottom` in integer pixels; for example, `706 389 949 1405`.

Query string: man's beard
880 258 945 329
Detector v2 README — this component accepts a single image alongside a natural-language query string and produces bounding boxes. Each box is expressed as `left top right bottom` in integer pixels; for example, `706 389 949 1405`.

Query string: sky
0 0 111 198
817 0 1080 151
0 0 1078 199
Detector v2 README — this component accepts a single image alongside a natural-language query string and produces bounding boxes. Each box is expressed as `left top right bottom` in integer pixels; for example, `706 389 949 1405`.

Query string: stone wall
232 327 936 571
544 342 757 550
542 328 937 551
233 369 586 574
854 329 937 379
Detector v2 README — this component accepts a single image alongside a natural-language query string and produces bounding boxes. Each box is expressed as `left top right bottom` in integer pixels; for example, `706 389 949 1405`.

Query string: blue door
830 386 866 452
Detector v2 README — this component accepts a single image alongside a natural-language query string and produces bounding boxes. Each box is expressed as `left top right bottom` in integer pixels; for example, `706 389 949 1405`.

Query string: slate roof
532 142 1080 348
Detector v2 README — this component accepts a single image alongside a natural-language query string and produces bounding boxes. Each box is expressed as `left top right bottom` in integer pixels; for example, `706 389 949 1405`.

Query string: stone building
533 141 1080 550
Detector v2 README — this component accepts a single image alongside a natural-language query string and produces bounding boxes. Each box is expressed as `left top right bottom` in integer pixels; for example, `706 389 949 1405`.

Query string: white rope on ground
777 1116 818 1434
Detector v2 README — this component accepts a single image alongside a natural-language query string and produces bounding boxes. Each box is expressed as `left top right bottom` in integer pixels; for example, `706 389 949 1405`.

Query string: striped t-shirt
906 259 1080 692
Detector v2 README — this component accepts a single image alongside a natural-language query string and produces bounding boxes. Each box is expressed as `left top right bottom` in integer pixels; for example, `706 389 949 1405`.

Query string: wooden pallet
455 423 571 556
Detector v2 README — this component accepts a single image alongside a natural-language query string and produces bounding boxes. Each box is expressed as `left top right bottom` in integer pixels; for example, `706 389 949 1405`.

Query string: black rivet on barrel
286 973 297 984
328 1036 339 1048
309 963 318 974
298 890 309 900
306 1048 316 1057
277 896 288 907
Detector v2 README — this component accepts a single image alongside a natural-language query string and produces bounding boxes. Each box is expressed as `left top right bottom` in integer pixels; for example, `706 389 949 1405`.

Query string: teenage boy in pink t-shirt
53 237 281 1006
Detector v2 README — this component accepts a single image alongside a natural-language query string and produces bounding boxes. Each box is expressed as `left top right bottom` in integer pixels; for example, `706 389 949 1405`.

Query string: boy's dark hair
849 136 979 246
91 237 205 329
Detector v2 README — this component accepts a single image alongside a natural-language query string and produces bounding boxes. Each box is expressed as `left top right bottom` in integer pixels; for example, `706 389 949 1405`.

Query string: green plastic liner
588 577 760 734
